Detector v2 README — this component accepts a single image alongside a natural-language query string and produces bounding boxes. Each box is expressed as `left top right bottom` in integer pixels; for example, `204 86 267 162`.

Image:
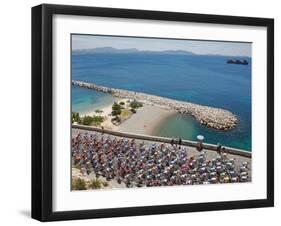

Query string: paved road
72 128 251 179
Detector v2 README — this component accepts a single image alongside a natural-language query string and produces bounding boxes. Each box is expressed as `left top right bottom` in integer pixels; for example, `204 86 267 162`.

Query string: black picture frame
32 4 274 222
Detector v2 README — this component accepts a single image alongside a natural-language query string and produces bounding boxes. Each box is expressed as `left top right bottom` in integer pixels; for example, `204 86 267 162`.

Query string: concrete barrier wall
72 124 251 158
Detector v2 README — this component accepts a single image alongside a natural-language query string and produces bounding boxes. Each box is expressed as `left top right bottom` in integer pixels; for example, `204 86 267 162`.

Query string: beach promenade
72 80 238 130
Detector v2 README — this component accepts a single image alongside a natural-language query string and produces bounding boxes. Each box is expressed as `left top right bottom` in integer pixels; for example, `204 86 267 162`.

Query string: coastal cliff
72 80 238 130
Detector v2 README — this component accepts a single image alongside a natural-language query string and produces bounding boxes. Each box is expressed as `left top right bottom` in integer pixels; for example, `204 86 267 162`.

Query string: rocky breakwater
72 80 238 130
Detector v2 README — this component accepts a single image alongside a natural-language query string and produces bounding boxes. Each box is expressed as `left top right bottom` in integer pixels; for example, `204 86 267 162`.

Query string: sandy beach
79 99 122 131
73 80 238 130
78 98 176 135
116 105 175 135
79 97 120 118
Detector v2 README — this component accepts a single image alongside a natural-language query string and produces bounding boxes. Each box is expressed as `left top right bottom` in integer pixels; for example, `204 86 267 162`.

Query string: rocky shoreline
72 80 238 130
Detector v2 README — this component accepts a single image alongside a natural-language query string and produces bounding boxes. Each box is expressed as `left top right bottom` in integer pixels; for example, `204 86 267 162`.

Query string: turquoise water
72 86 116 115
154 114 251 151
72 53 251 151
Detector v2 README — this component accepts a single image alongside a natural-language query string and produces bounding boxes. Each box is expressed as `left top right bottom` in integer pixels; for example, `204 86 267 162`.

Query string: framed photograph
32 4 274 221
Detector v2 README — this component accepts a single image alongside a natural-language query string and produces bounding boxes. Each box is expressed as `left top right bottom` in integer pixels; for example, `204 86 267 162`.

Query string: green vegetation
82 115 94 125
112 116 121 123
72 110 105 126
90 178 110 189
72 177 109 190
72 112 81 123
81 115 104 126
130 100 143 109
111 102 122 116
95 109 103 114
102 181 109 187
90 179 102 189
109 100 143 124
111 102 122 124
92 116 104 126
72 178 87 190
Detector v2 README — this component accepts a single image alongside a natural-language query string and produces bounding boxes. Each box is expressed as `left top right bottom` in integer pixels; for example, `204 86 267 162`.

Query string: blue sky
72 34 251 57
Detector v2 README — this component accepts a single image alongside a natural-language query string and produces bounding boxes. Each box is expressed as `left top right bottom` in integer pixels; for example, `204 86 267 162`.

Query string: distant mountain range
72 47 195 55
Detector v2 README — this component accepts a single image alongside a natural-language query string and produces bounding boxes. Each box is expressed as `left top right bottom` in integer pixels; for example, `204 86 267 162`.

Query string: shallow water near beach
72 86 116 115
72 53 251 151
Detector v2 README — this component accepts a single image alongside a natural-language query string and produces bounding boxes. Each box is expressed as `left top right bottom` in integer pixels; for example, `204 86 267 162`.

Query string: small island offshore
71 35 252 191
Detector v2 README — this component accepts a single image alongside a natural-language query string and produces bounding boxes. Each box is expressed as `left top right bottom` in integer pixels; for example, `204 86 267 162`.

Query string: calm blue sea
72 53 251 151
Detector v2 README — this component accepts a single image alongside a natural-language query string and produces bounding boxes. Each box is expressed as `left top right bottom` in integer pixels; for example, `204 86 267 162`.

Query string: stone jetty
72 80 238 130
